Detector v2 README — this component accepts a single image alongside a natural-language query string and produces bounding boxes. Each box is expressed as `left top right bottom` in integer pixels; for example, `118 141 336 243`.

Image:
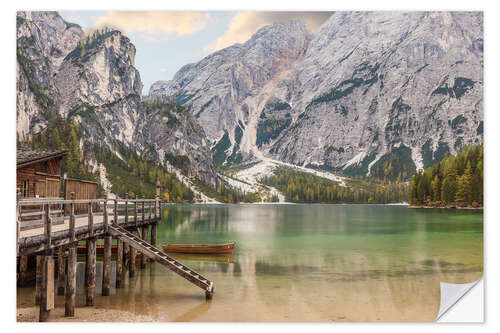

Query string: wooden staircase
109 225 214 298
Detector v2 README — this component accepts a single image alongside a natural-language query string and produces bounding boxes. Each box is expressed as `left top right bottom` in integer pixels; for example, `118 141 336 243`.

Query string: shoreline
409 205 483 210
17 306 156 322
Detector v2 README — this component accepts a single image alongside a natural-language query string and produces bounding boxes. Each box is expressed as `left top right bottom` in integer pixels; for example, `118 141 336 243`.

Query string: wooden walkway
16 193 214 322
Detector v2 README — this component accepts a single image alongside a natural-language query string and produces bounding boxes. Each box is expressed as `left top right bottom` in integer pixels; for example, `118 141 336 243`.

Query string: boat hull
163 242 235 254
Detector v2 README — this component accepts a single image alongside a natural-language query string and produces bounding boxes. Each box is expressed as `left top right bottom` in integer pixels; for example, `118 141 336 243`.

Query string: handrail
17 194 161 239
18 198 156 206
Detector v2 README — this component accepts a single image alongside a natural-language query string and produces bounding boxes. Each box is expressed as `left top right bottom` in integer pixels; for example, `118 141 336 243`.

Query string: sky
58 11 332 95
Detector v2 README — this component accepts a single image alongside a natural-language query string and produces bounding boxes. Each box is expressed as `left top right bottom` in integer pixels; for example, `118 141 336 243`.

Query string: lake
17 204 483 322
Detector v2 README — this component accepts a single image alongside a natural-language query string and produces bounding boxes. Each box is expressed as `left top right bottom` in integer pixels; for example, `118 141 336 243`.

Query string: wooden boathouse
17 150 214 322
17 147 68 198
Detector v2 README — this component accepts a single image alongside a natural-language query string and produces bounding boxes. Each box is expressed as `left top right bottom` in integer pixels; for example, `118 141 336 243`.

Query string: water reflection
17 204 483 322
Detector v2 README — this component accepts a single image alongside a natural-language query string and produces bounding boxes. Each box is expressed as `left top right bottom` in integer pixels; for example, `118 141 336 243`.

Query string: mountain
17 11 84 140
16 11 219 194
151 12 483 180
149 20 313 164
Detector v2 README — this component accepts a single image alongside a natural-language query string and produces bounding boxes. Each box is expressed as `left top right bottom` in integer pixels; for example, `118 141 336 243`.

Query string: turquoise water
17 204 483 322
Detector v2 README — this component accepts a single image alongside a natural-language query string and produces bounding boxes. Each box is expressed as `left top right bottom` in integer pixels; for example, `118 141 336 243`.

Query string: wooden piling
156 179 161 218
65 193 76 317
85 237 96 306
44 203 51 250
125 193 129 224
35 255 42 305
134 195 138 227
16 189 21 256
129 230 136 278
151 223 157 247
18 255 28 285
116 238 123 288
140 226 148 268
65 245 76 317
39 255 54 322
114 198 118 225
102 234 112 296
57 246 65 295
69 192 75 244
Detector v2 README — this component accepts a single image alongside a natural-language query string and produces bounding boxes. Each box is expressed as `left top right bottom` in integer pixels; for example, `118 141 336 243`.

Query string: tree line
92 145 194 202
25 112 195 202
29 112 97 183
261 167 408 204
193 178 260 203
408 144 483 207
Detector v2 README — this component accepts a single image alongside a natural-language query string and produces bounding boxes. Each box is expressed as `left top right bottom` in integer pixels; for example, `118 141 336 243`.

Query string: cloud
93 11 210 39
205 11 333 52
159 68 168 73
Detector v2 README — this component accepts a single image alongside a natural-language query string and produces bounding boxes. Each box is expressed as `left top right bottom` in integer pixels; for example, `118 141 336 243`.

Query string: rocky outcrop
55 30 143 147
270 12 483 174
135 98 218 187
16 11 83 140
150 20 313 164
152 12 483 178
17 12 219 189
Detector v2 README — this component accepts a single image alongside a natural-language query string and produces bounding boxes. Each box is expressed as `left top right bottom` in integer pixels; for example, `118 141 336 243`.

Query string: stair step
110 225 212 291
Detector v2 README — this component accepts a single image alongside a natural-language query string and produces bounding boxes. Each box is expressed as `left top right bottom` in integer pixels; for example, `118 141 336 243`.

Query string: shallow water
17 204 483 322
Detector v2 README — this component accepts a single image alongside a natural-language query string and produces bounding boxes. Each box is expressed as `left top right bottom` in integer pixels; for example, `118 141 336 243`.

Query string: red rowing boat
163 242 235 254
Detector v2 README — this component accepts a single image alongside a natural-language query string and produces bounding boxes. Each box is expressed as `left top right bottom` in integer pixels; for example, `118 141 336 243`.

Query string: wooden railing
17 193 161 255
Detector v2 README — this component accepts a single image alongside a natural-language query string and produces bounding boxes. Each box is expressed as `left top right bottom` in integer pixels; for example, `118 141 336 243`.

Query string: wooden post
148 200 152 221
103 199 108 233
156 179 161 218
134 195 138 227
141 198 145 224
57 247 65 295
151 223 157 248
69 192 75 243
140 225 148 268
114 198 118 225
35 255 42 305
65 244 76 317
154 200 158 221
85 237 96 306
18 255 28 285
116 238 123 288
88 201 94 237
102 234 111 296
16 189 21 256
44 204 52 250
39 255 54 322
125 193 129 224
65 192 76 317
124 242 130 264
129 230 136 278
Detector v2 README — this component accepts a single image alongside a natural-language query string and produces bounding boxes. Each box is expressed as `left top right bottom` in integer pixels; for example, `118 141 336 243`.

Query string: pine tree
431 175 441 201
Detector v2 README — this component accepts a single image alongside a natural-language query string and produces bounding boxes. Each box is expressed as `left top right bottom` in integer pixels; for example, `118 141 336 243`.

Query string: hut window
22 180 28 197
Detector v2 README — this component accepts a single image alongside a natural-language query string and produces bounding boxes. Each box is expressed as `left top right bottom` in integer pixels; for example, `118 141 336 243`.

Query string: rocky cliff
55 29 143 148
16 11 219 189
150 20 313 164
16 11 83 140
270 12 483 176
151 12 483 178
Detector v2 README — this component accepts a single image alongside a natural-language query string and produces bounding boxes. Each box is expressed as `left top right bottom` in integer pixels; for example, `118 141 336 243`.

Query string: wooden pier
17 191 214 322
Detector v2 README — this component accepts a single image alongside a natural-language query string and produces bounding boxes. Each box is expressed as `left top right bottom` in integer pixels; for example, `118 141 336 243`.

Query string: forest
28 111 98 184
25 112 194 201
408 144 483 207
92 145 194 202
193 178 260 203
261 167 408 204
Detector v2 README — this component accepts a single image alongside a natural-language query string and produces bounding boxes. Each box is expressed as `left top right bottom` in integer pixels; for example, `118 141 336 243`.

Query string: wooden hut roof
17 146 68 169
